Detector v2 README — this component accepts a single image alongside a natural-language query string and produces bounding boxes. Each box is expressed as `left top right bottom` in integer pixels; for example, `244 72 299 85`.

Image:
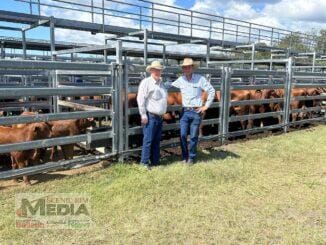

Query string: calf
49 118 95 161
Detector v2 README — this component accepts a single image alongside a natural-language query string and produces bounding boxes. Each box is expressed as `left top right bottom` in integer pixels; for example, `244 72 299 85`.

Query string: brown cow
15 111 95 161
291 88 308 122
0 122 52 185
248 89 276 128
49 118 95 161
230 90 251 130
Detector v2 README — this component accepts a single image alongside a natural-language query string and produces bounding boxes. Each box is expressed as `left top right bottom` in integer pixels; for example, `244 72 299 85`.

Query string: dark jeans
140 114 163 165
180 109 202 161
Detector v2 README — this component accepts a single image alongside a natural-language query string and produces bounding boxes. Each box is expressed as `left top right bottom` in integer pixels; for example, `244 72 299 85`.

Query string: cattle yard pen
0 0 325 181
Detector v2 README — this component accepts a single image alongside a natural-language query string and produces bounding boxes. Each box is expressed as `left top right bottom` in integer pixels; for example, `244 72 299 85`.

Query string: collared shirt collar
183 73 194 82
150 75 162 85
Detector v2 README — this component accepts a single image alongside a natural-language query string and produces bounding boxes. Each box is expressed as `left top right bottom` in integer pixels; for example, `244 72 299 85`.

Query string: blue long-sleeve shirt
170 74 215 108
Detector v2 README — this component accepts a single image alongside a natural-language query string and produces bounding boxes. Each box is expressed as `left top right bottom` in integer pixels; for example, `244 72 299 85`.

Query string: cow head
77 118 96 132
30 122 52 140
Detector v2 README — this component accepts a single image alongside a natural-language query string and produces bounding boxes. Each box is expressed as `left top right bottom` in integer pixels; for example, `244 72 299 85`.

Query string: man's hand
196 106 208 114
141 117 148 125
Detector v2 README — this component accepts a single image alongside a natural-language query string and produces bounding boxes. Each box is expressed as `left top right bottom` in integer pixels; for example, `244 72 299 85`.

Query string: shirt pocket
192 84 200 97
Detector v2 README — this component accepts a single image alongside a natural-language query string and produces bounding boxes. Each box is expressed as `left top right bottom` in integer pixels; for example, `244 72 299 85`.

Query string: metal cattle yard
0 0 325 181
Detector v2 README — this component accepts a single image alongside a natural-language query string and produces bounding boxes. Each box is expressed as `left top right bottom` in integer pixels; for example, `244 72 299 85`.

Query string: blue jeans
180 109 202 161
140 114 163 165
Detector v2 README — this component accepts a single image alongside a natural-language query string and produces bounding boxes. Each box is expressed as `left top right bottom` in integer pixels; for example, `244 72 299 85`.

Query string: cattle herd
0 110 95 185
0 86 325 185
128 87 326 134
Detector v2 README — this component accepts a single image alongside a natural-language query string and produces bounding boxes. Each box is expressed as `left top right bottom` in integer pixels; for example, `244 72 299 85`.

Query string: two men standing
137 58 215 168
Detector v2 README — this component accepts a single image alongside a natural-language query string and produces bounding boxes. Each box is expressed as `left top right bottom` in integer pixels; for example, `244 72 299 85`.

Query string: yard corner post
219 66 231 145
283 57 293 133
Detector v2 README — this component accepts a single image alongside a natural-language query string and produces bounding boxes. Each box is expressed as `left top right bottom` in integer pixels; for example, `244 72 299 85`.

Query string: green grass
1 125 325 244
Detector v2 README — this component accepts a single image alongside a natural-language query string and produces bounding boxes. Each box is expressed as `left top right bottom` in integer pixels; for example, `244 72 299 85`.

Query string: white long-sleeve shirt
137 76 168 120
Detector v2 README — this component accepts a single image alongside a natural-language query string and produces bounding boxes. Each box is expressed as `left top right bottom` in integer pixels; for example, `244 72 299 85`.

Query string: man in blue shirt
171 58 215 164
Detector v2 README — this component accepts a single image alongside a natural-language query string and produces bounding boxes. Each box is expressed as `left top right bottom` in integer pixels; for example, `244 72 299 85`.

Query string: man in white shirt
137 60 167 169
171 58 215 164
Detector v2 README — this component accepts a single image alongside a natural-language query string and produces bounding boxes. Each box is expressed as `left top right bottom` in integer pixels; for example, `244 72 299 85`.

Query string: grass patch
0 126 325 244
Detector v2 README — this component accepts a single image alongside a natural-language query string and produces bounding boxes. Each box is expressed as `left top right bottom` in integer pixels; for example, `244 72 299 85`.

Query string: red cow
230 90 251 130
49 118 95 161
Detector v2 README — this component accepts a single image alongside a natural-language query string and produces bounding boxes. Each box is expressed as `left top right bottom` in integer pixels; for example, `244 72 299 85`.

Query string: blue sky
0 0 325 43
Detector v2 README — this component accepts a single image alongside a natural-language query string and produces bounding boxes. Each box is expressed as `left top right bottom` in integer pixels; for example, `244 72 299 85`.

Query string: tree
315 29 326 55
277 33 309 53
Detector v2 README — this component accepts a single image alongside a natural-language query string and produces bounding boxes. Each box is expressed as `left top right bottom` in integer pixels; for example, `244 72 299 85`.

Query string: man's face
151 68 162 81
182 65 193 77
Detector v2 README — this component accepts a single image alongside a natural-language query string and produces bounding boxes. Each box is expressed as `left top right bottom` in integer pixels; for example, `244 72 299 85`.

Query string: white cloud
263 0 326 24
223 1 258 20
35 0 325 51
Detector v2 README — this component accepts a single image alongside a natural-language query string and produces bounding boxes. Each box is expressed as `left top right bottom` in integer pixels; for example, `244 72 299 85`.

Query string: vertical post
111 63 117 155
248 23 252 43
70 53 74 62
190 11 193 37
219 66 231 145
258 29 261 43
221 17 225 47
289 31 293 51
251 44 255 70
270 53 273 71
251 44 256 85
178 14 180 35
235 25 238 44
48 72 53 113
50 17 56 61
91 0 94 23
22 75 28 104
104 49 108 63
151 3 154 32
206 40 210 68
52 70 59 113
139 7 142 29
209 20 212 39
270 28 274 46
116 40 124 161
29 0 33 14
124 55 129 157
162 44 166 66
143 29 148 65
0 41 5 59
312 51 316 72
102 0 105 32
22 30 27 60
38 0 41 16
283 58 293 133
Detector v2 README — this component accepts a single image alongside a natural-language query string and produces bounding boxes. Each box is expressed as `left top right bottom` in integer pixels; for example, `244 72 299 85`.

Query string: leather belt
183 107 200 111
147 112 163 119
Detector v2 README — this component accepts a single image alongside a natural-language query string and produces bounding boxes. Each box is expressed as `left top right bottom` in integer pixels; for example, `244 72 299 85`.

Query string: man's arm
201 77 215 108
137 80 148 124
196 76 216 113
170 77 182 88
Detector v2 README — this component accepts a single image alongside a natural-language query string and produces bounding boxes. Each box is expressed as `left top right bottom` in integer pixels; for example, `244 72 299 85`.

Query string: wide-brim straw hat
181 58 199 69
146 60 164 73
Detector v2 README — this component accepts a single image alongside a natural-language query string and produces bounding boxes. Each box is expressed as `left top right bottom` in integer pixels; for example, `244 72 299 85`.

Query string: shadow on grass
197 148 240 163
0 172 71 189
158 148 240 167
